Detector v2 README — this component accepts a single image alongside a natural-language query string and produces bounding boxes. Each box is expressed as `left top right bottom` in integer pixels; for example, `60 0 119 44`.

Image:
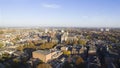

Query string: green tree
0 42 3 48
37 63 52 68
13 58 20 63
0 31 4 34
63 50 71 56
39 42 57 49
14 36 20 41
78 39 86 46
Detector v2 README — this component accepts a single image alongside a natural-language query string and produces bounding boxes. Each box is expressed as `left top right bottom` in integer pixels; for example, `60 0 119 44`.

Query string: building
61 46 68 51
32 50 63 63
61 32 69 43
45 29 49 33
100 28 104 32
105 28 110 32
100 28 110 32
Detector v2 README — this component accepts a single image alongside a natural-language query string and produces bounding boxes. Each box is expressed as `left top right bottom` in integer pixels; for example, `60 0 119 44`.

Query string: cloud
41 3 61 8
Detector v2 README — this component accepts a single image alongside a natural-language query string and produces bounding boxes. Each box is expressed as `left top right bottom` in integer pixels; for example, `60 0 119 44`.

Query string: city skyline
0 0 120 27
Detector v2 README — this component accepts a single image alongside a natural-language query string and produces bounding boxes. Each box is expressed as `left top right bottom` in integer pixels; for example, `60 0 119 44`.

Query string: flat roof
33 50 51 55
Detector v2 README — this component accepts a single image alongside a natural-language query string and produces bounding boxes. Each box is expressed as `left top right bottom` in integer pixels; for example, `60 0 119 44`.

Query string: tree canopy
77 39 87 46
40 42 57 49
0 42 3 48
37 63 52 68
63 50 71 56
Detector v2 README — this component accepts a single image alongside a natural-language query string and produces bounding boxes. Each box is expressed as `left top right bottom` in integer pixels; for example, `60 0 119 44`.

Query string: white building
105 28 110 32
100 28 104 32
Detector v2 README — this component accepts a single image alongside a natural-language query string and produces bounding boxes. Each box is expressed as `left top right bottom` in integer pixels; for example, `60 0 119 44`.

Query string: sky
0 0 120 27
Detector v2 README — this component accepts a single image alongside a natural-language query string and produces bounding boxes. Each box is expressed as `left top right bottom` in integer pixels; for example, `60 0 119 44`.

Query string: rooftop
33 50 51 55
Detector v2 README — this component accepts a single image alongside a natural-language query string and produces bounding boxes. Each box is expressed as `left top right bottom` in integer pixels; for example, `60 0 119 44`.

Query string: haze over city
0 0 120 27
0 0 120 68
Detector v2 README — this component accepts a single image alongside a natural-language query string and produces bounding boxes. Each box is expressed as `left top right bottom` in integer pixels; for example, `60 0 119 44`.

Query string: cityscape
0 0 120 68
0 27 120 68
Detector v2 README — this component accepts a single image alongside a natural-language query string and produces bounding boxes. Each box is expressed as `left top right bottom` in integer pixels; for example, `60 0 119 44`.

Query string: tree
63 50 71 56
17 46 24 51
12 58 21 68
73 39 78 45
14 36 20 41
65 40 72 45
76 57 84 65
37 63 52 68
0 31 4 34
17 42 36 51
86 36 91 39
2 53 10 58
13 58 20 63
62 61 74 68
39 42 57 49
0 42 3 48
78 39 87 46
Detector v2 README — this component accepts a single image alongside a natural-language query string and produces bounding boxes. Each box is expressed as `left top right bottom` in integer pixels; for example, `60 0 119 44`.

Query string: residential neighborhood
0 27 120 68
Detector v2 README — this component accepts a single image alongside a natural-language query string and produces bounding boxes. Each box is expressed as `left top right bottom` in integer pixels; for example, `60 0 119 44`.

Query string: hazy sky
0 0 120 27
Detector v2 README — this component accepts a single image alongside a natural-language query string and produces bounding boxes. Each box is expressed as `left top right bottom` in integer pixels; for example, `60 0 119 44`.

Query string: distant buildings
45 29 49 33
100 28 110 32
100 28 104 32
61 32 69 43
105 28 109 32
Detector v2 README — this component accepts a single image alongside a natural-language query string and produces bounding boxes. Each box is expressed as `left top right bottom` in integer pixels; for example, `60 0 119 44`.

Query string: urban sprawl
0 27 120 68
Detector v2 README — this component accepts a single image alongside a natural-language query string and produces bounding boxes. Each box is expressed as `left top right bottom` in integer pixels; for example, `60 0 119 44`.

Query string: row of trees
17 41 57 51
16 43 36 51
40 42 57 49
37 63 52 68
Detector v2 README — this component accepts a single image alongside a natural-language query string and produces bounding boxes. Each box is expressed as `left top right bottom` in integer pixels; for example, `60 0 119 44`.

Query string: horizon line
0 26 120 28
